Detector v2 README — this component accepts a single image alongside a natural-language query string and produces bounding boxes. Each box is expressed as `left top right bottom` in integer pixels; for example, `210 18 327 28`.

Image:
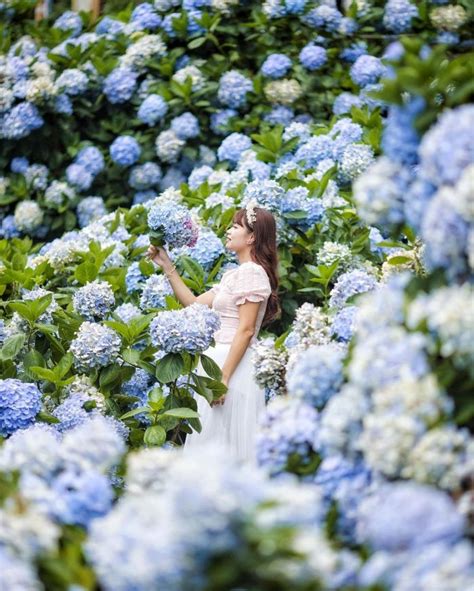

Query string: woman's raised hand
146 245 171 269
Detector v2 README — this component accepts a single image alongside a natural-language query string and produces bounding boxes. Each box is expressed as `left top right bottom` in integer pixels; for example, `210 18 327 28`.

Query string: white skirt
183 343 266 465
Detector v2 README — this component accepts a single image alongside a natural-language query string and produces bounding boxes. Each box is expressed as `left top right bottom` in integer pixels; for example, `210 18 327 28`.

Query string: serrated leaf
144 425 166 446
162 407 200 419
200 354 222 380
155 353 185 383
120 406 150 420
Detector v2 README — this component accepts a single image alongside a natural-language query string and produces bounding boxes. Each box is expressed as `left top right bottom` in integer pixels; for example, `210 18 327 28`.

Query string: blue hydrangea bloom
10 157 29 174
299 44 327 70
350 55 387 87
261 54 292 78
25 164 48 190
129 162 162 190
51 468 114 527
256 397 320 476
170 112 200 139
184 228 225 269
330 269 377 310
383 0 418 33
339 16 358 35
137 94 168 126
53 10 83 37
218 71 253 108
2 102 44 139
66 164 94 192
55 68 88 95
110 136 141 167
349 326 429 391
217 133 252 164
0 379 42 436
54 94 73 115
0 548 41 589
123 368 153 399
295 135 335 168
73 281 115 321
436 31 460 45
187 165 213 189
150 303 220 354
330 306 358 343
314 455 372 541
53 393 96 432
382 98 424 165
0 215 20 238
418 104 474 187
421 191 469 279
333 92 362 116
96 16 125 36
113 303 141 324
357 482 464 551
304 5 342 31
340 42 367 63
139 274 173 310
76 146 105 176
383 41 405 61
70 322 121 372
77 196 107 228
287 344 345 408
131 3 162 30
148 201 198 249
126 262 146 293
210 109 237 135
263 106 294 125
353 157 413 230
241 179 284 212
103 67 138 104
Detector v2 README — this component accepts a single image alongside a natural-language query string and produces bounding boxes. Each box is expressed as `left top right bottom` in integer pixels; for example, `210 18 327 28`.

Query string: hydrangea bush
0 3 473 591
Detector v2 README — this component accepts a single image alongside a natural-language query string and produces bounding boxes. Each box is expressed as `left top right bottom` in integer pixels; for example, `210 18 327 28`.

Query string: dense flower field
0 1 473 589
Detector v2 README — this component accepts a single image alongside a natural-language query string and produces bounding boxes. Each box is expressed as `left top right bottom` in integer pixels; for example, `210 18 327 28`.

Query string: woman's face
225 221 253 252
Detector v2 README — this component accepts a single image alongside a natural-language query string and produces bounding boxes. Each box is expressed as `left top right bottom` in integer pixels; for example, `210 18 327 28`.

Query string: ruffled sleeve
233 262 271 306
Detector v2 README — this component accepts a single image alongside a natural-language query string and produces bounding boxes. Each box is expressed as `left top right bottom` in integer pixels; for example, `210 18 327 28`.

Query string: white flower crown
245 199 258 227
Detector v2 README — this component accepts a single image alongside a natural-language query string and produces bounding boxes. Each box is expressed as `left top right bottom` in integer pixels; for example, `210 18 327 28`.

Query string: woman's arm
147 245 215 308
212 300 260 406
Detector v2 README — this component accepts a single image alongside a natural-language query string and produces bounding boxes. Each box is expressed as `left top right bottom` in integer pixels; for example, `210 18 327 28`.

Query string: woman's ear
246 232 255 245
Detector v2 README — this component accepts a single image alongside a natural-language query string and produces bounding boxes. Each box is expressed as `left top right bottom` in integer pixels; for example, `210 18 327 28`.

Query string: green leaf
30 366 58 382
54 352 73 379
120 406 150 420
144 425 166 446
37 411 60 425
162 407 200 419
155 353 185 383
200 354 222 380
22 350 46 379
388 256 412 265
0 334 26 361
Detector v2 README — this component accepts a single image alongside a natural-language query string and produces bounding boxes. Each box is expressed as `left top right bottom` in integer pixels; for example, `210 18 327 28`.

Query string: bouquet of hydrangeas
147 201 199 249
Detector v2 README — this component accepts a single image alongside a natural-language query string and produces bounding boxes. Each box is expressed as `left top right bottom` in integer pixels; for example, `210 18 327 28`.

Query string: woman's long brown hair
233 207 280 326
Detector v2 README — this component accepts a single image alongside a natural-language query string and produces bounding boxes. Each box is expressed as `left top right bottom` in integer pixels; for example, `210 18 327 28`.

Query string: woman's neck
237 251 253 264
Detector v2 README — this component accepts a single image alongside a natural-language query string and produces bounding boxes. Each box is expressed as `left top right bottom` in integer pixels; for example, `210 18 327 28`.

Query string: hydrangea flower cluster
217 71 253 108
256 397 320 476
0 379 42 436
150 303 220 353
70 322 121 371
147 201 198 248
139 274 173 310
110 136 142 167
73 281 115 321
329 269 378 310
286 344 345 408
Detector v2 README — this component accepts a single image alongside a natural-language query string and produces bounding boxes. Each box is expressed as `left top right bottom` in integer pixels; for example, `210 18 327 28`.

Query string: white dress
184 261 271 465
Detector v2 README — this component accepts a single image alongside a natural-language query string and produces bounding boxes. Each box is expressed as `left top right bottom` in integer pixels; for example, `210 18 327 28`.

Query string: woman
146 203 279 464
